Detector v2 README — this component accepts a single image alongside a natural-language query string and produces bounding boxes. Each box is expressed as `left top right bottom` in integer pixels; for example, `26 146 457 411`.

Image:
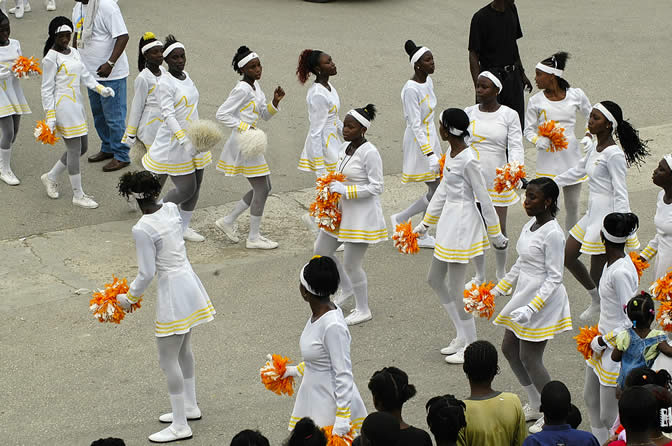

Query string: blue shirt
522 424 600 446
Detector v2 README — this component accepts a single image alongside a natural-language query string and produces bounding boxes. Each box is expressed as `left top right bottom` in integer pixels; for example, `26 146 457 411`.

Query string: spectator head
567 404 582 429
463 340 499 384
618 387 658 435
300 255 340 300
425 394 466 443
360 412 400 446
231 430 269 446
90 439 125 446
284 418 326 446
625 367 672 391
643 384 672 434
625 291 655 330
540 381 572 425
368 366 417 412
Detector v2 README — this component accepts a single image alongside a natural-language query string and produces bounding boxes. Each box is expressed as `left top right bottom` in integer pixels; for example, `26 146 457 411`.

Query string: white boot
46 0 55 11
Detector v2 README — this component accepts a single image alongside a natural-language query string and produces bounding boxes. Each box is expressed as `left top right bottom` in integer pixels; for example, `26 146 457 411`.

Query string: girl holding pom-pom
414 108 507 364
524 51 592 231
492 177 572 433
116 170 215 443
640 155 672 279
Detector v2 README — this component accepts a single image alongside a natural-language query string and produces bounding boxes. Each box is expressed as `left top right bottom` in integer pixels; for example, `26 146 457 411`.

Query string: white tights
156 331 196 429
583 366 618 444
561 183 582 232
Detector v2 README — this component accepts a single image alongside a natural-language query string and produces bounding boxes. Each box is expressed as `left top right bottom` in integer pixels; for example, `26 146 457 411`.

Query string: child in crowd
426 394 467 446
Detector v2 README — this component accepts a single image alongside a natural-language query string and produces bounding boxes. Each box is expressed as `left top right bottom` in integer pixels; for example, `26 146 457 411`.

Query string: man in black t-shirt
468 0 532 126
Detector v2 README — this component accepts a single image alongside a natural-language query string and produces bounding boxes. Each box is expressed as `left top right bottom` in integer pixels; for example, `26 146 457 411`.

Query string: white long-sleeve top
599 256 637 346
401 77 440 156
0 39 30 117
215 80 278 131
641 190 672 278
124 66 165 145
298 82 343 173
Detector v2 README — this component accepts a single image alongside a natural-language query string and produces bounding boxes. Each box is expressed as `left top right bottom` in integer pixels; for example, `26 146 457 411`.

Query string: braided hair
540 51 571 90
296 49 324 84
625 291 655 329
425 394 467 443
284 418 326 446
625 367 672 391
368 366 417 411
117 171 162 201
527 177 560 217
232 45 254 74
602 212 639 247
43 16 74 56
599 101 651 167
302 256 340 298
137 32 161 72
463 340 499 383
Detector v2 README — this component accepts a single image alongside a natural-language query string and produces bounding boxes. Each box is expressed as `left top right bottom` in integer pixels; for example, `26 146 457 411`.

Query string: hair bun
362 103 377 121
404 40 418 56
236 45 251 56
143 32 156 41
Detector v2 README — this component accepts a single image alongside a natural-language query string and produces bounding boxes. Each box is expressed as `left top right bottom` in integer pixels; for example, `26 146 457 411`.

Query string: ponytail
541 51 571 91
601 100 651 167
137 32 160 72
296 49 323 84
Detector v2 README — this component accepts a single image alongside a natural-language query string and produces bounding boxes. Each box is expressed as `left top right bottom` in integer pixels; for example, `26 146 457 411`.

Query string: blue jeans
87 78 129 162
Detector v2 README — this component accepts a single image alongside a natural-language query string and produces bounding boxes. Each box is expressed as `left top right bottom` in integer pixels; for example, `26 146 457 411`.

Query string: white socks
68 173 84 199
458 316 477 344
588 287 600 305
395 195 429 223
48 160 66 181
183 377 197 410
180 209 193 232
225 199 250 224
442 303 464 340
169 393 188 428
0 148 10 172
473 255 486 283
591 427 609 444
352 279 370 313
248 215 261 240
523 383 541 411
495 247 508 281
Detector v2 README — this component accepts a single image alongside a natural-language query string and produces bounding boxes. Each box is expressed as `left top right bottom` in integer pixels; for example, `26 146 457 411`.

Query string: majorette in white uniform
400 77 442 183
493 218 572 341
464 104 524 206
326 141 387 244
524 88 591 181
124 66 166 147
586 255 637 386
641 189 672 279
298 82 343 173
125 202 216 337
41 47 105 138
289 306 367 432
422 149 503 263
142 71 212 175
0 39 31 117
216 80 279 177
554 144 639 254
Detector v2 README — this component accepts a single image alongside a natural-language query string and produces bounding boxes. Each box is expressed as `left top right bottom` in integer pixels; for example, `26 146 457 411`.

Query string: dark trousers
495 70 525 128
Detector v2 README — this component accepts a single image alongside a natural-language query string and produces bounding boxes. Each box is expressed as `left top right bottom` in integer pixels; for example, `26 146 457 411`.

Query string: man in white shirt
73 0 130 172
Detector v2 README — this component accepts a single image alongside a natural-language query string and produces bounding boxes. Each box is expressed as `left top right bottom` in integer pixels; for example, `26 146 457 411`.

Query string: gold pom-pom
186 119 224 153
129 140 147 166
143 32 156 41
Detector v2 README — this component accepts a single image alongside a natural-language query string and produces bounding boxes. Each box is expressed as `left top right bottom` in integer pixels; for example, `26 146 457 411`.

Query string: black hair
598 101 651 167
0 10 9 25
90 439 125 446
625 291 655 329
302 255 340 298
354 104 377 123
361 412 400 445
527 177 560 217
232 45 254 75
440 108 470 139
368 366 417 411
44 16 74 56
567 404 582 429
117 171 163 201
463 340 499 382
619 386 658 433
425 394 466 443
283 418 326 446
643 384 672 433
540 381 572 422
540 51 571 90
230 430 270 446
163 34 181 58
137 32 160 72
404 39 424 61
625 367 672 391
297 49 324 84
602 212 639 247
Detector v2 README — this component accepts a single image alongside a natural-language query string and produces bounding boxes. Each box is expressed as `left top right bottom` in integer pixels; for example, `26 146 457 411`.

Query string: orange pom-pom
463 281 496 319
322 425 355 446
34 120 59 145
260 354 295 396
89 276 140 324
493 161 525 194
12 56 42 79
392 220 419 254
438 153 447 179
650 271 672 302
538 120 568 153
656 301 672 332
574 325 601 360
629 252 649 281
309 172 347 232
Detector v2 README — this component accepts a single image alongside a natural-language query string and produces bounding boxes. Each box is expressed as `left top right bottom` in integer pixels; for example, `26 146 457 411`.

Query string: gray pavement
1 0 671 445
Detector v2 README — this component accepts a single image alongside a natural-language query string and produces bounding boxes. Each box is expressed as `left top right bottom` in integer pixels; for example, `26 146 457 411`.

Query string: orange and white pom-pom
650 271 672 302
34 120 59 145
322 425 355 446
574 325 601 360
538 121 568 152
12 56 42 79
392 220 419 254
629 252 650 281
260 354 295 396
438 153 447 179
656 301 672 332
493 161 526 194
309 172 347 232
89 276 141 324
463 281 496 319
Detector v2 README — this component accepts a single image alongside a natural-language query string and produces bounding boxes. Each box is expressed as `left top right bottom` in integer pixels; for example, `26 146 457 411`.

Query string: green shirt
457 391 527 446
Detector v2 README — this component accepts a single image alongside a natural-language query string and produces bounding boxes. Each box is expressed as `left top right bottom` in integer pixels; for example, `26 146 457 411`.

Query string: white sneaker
345 309 372 326
335 243 344 252
523 403 543 422
159 406 202 423
444 346 466 364
333 288 353 305
464 278 477 290
215 218 239 243
45 0 55 11
246 235 278 250
14 1 24 18
529 415 545 433
183 227 205 242
0 169 19 185
72 194 98 209
418 233 436 249
440 338 466 355
41 173 59 199
301 213 319 236
10 2 30 14
148 425 193 443
580 303 600 321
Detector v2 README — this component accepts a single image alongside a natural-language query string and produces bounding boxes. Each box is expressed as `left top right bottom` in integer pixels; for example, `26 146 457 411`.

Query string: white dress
298 82 343 173
41 48 105 139
289 307 367 432
641 191 672 279
422 149 502 263
465 104 524 207
216 80 279 177
124 66 166 147
142 71 212 175
0 39 30 117
325 141 387 244
493 219 572 341
126 203 215 337
586 255 637 387
524 88 591 181
400 77 442 184
555 144 639 255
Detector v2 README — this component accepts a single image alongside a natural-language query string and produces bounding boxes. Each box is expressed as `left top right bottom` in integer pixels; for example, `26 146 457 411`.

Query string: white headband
55 25 73 34
535 62 563 77
664 154 672 170
299 264 319 296
448 127 463 136
130 192 148 199
347 110 371 129
410 47 430 67
601 224 629 243
237 52 259 69
593 103 618 133
479 71 503 92
142 41 163 55
162 42 185 58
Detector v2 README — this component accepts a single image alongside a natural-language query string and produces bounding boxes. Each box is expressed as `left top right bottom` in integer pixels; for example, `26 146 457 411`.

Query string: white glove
123 134 136 146
100 87 116 98
413 222 429 235
281 366 300 379
329 181 347 195
490 233 508 250
116 293 132 311
182 138 197 157
315 168 327 178
580 135 593 152
591 336 606 353
535 136 551 151
46 117 56 132
492 288 504 298
510 305 534 324
0 65 11 80
333 416 352 436
428 153 440 173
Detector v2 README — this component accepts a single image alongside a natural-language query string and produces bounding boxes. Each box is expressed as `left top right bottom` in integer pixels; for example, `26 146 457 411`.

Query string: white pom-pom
186 119 224 153
129 140 147 166
238 128 268 159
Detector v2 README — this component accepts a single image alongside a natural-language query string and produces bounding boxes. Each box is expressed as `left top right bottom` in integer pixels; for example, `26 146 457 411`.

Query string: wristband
107 60 116 68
